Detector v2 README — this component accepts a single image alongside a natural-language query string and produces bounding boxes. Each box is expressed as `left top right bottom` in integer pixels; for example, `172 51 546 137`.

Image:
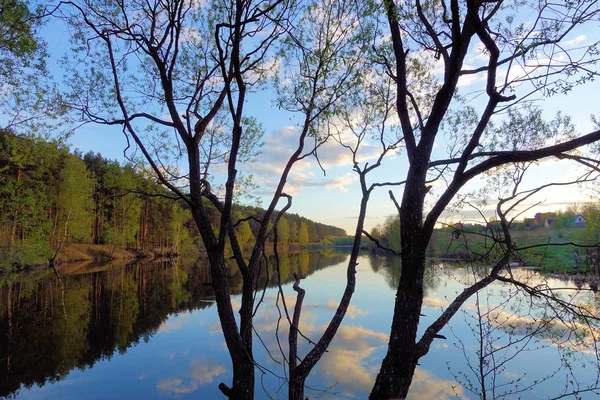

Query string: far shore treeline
0 131 349 269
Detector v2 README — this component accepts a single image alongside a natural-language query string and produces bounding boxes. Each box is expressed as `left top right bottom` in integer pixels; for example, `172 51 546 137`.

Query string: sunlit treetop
0 0 41 79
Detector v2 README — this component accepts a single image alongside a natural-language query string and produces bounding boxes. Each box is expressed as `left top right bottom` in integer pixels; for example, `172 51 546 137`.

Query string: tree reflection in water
2 252 597 399
369 253 441 294
0 250 346 398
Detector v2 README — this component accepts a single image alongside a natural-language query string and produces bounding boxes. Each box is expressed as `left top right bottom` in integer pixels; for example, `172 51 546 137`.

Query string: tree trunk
371 165 429 399
49 207 72 266
6 284 12 371
228 359 255 399
187 142 255 399
203 233 255 399
289 372 305 400
369 271 424 399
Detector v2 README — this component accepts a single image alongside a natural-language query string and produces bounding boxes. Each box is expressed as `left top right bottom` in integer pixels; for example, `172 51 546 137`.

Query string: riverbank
1 244 183 272
55 244 177 263
5 242 352 272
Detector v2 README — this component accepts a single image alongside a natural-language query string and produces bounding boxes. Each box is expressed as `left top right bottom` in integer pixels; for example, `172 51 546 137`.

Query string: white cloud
246 125 373 196
563 34 587 47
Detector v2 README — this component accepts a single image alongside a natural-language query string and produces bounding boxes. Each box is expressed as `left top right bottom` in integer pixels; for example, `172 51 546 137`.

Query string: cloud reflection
488 309 599 353
312 325 465 399
318 325 388 393
157 360 227 395
422 297 449 309
157 319 186 334
325 299 368 318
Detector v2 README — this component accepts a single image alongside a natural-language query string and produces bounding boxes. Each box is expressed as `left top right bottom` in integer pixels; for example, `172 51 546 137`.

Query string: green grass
428 227 589 273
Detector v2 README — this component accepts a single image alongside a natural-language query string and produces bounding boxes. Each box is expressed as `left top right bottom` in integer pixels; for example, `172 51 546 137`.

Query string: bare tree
56 0 295 397
55 0 372 398
369 1 600 398
444 184 600 399
274 19 407 394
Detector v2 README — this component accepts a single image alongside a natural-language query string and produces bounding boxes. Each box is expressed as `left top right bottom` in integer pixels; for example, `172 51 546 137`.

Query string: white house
574 214 586 228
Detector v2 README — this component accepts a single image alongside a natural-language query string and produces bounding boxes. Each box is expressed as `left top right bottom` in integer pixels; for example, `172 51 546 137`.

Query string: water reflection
423 265 600 400
157 360 227 394
2 253 598 399
368 254 442 294
0 250 346 398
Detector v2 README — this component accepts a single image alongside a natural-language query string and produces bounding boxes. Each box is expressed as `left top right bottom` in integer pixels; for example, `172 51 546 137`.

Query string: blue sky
28 6 600 234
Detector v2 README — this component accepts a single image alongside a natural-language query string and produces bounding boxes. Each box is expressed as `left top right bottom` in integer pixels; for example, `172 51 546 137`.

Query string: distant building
524 212 586 229
524 218 536 229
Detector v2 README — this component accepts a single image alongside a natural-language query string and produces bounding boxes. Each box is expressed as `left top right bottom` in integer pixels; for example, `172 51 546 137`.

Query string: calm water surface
1 250 599 399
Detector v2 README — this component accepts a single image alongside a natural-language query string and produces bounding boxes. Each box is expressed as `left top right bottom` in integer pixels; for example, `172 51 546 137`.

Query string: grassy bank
426 227 594 273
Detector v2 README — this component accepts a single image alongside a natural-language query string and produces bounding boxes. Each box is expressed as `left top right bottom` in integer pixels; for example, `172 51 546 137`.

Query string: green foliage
0 133 350 267
0 135 203 268
54 155 94 243
369 215 401 253
233 211 255 250
0 131 65 266
169 204 194 254
0 0 39 79
231 206 347 247
324 236 354 246
298 221 309 245
307 223 318 243
289 220 298 243
579 203 600 243
277 216 290 245
0 0 68 139
81 151 196 251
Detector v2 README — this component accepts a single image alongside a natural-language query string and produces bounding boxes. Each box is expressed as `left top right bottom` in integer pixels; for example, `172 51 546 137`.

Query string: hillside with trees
0 131 348 269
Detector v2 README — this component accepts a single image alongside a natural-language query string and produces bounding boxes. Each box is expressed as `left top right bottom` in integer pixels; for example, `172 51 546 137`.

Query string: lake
1 250 599 399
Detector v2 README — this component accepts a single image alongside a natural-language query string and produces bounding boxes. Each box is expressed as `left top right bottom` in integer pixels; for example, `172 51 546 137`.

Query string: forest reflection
367 253 441 293
0 249 348 398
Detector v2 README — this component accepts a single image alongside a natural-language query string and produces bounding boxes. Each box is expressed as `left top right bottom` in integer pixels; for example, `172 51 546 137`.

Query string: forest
0 131 348 269
3 0 600 399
